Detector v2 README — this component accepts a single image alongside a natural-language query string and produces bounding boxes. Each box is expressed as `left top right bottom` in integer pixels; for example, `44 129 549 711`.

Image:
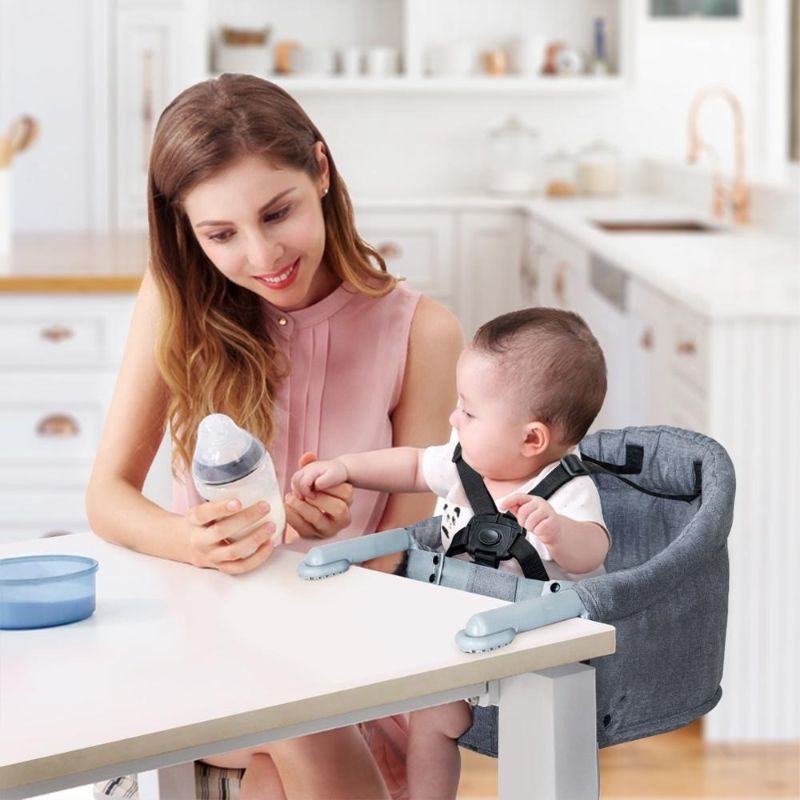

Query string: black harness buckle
446 443 587 581
463 512 525 568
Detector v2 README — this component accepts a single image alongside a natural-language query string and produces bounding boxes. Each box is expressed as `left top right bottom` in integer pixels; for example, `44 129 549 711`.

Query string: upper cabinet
114 0 207 229
207 0 632 93
0 0 112 231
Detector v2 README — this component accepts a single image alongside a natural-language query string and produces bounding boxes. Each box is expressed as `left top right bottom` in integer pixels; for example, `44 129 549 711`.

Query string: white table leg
137 763 196 800
497 663 599 800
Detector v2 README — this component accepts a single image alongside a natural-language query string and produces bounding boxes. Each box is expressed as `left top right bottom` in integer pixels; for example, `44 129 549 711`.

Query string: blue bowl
0 555 98 630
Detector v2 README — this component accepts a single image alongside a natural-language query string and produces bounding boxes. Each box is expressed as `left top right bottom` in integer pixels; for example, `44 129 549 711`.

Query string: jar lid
578 138 618 156
490 115 539 140
545 148 575 162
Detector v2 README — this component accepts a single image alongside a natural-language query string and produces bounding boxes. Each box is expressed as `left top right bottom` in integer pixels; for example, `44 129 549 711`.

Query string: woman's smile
254 257 301 290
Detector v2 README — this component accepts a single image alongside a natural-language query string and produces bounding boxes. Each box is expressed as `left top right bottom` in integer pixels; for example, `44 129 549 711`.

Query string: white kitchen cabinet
536 224 589 314
207 0 631 92
114 0 207 229
525 215 800 742
0 0 112 230
627 278 670 426
456 210 524 337
521 219 703 435
0 294 135 543
625 285 800 742
519 217 546 307
521 216 637 432
583 254 632 432
356 206 524 337
628 279 708 432
355 208 457 312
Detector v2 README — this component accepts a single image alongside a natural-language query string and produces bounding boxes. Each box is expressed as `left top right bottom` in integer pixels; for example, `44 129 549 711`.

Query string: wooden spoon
6 115 39 157
0 136 12 169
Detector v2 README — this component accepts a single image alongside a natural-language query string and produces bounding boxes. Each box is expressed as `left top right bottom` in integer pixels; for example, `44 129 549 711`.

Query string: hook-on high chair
100 426 733 799
300 425 734 754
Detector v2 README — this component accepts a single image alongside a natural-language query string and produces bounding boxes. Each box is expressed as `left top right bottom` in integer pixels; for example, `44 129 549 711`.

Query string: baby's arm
292 447 428 498
499 495 609 574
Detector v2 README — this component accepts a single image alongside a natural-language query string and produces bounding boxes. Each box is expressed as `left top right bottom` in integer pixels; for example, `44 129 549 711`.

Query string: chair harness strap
580 448 702 502
444 445 590 581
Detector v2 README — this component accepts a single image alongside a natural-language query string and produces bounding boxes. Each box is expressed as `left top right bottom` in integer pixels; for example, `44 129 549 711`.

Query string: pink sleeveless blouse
172 281 421 549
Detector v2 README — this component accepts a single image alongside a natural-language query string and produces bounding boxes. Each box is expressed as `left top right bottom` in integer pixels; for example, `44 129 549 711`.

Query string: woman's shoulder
409 293 464 352
343 281 463 353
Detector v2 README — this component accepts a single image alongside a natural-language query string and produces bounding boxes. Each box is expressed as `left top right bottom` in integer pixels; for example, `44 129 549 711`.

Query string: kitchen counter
357 193 800 320
3 194 798 317
0 232 147 292
526 194 800 320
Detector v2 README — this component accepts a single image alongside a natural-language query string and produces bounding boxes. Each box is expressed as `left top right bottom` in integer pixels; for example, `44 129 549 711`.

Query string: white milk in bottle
192 413 285 544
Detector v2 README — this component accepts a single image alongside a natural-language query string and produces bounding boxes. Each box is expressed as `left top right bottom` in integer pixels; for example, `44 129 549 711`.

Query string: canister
576 139 621 195
486 116 541 195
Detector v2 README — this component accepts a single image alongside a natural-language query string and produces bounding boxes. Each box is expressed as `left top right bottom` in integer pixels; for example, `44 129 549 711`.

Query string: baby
292 307 611 799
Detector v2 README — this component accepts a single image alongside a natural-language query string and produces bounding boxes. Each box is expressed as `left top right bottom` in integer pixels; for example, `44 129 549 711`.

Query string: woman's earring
322 187 328 197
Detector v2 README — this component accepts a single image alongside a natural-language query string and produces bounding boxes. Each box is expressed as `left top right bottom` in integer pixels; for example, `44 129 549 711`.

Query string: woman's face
182 147 337 312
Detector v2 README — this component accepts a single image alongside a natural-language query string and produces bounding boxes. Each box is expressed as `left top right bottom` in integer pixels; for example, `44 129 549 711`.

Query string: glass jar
543 149 577 198
576 139 621 195
487 116 541 195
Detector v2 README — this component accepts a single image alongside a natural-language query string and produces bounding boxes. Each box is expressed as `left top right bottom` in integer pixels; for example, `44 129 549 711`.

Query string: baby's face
448 348 533 482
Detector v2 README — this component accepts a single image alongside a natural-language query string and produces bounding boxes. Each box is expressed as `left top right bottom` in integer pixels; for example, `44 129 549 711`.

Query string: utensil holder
0 168 11 259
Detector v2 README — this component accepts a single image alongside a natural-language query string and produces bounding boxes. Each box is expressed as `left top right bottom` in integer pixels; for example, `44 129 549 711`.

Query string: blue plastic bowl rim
0 555 99 584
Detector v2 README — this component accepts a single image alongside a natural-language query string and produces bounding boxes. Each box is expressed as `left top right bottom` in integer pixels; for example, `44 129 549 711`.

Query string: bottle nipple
196 413 250 465
192 413 265 486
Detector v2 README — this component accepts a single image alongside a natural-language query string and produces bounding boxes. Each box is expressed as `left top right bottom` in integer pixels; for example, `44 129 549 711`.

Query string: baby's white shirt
422 441 608 582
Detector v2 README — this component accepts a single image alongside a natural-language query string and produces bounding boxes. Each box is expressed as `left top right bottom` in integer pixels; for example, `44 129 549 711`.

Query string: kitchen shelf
206 0 631 94
212 73 627 94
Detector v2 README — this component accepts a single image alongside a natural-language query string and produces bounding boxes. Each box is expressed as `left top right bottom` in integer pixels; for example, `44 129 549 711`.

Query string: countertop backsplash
634 158 800 240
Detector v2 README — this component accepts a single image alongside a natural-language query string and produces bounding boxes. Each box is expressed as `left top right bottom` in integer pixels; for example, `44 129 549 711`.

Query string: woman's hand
284 452 353 540
184 498 276 575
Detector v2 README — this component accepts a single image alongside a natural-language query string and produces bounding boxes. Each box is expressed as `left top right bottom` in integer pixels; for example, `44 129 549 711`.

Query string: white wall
0 0 110 231
0 0 786 230
306 6 767 199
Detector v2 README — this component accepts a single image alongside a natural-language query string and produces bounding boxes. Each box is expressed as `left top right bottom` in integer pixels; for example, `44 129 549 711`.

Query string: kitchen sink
591 219 720 233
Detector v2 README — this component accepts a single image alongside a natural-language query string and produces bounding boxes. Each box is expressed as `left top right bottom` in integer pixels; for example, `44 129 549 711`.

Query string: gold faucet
687 86 750 225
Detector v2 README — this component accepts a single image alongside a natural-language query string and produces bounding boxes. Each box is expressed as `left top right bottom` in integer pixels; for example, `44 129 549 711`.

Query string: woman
87 74 463 799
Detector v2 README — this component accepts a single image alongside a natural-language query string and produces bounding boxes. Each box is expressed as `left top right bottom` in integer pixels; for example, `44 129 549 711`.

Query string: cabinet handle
40 324 74 343
518 258 538 287
35 414 81 438
376 241 402 259
640 328 654 350
141 49 155 171
554 268 566 303
676 339 697 356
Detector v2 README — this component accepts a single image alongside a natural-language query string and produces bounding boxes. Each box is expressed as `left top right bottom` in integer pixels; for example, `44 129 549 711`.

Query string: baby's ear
522 421 550 456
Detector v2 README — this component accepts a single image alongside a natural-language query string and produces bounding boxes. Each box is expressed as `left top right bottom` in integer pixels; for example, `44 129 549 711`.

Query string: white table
0 533 615 799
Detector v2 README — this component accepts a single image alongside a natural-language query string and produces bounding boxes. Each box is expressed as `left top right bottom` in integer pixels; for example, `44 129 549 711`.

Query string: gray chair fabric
459 425 734 754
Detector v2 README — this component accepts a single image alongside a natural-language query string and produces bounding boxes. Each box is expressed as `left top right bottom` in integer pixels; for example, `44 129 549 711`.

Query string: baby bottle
192 413 285 545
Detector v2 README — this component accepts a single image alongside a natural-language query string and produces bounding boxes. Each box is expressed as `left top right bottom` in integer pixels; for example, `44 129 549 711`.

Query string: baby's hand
500 494 562 547
291 459 349 498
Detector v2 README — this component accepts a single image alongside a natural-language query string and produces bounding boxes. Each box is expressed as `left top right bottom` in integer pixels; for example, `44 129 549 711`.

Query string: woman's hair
147 74 396 472
472 307 607 445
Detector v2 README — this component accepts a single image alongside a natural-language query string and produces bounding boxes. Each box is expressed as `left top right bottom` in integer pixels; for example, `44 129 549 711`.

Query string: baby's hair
472 307 607 444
